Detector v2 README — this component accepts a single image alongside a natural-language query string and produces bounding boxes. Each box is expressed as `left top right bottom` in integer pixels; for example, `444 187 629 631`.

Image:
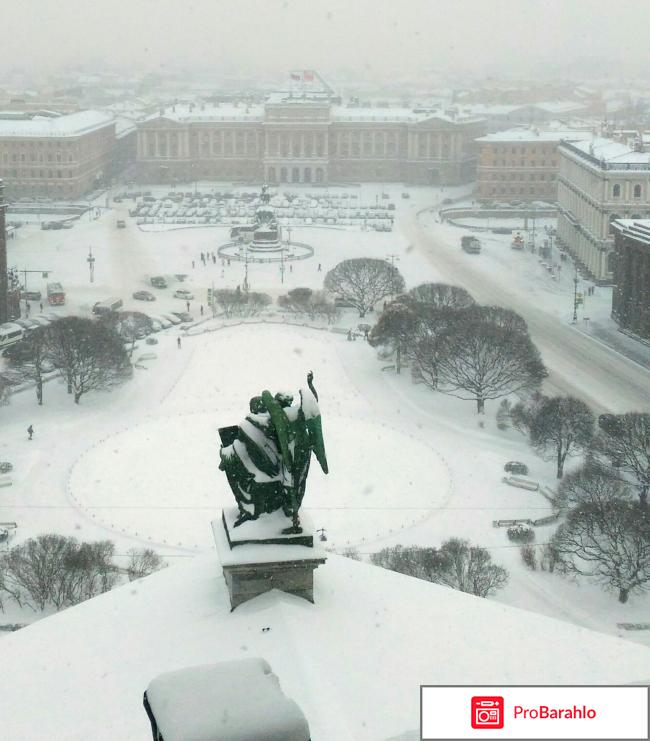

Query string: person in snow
27 425 34 440
177 337 181 349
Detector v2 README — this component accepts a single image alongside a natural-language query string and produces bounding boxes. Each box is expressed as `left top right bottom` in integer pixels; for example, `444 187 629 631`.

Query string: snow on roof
612 219 650 246
150 104 264 123
331 106 483 124
477 127 590 143
0 110 114 138
0 553 648 741
564 137 650 167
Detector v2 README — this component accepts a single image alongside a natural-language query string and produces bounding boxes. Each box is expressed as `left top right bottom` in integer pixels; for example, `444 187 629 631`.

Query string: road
403 210 650 414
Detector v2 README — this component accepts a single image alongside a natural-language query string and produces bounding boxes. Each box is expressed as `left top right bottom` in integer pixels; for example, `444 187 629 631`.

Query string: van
0 323 24 350
150 276 168 289
92 298 123 316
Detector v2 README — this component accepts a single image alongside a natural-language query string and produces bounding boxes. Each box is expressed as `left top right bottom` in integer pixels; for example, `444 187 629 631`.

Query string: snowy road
404 210 650 414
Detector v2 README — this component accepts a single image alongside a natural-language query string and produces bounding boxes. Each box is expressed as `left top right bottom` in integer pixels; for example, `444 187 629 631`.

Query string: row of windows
491 159 557 167
488 172 556 181
488 145 556 155
485 186 550 195
612 183 643 198
0 169 71 178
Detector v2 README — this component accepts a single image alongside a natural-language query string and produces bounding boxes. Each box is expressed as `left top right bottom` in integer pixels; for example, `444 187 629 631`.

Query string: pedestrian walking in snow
192 260 195 269
212 254 216 264
317 263 322 272
200 252 205 263
27 425 33 440
227 259 231 267
289 264 293 273
177 337 181 349
186 301 190 312
200 304 204 316
40 302 43 311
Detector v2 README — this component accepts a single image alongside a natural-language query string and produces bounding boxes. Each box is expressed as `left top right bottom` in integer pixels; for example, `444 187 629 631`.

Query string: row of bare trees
508 394 650 602
0 535 164 612
368 283 547 412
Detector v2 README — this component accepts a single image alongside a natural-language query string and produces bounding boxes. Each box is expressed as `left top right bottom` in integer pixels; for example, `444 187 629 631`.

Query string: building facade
557 137 650 283
136 95 485 186
0 180 7 324
611 219 650 340
0 111 116 200
475 128 588 203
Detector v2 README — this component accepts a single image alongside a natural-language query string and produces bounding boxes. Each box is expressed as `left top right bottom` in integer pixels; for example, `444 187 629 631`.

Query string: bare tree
104 311 153 358
278 287 338 322
408 282 475 310
215 287 245 318
126 548 165 581
371 539 508 597
428 319 546 413
525 396 595 478
324 258 405 317
552 499 650 603
556 463 631 512
368 300 420 373
47 317 132 403
591 413 650 507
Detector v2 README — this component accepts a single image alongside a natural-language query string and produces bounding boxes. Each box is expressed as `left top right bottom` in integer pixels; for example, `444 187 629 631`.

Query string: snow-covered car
174 289 194 300
161 313 182 325
133 290 156 302
504 461 529 476
172 311 193 323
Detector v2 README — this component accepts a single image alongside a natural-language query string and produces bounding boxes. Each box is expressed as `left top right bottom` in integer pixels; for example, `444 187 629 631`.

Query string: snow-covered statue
218 372 328 534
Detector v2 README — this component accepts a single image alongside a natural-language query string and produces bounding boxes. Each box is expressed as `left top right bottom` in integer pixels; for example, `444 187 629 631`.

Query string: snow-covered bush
0 462 13 474
507 525 535 543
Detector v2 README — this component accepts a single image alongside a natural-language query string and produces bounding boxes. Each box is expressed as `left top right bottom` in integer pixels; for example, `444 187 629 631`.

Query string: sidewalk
577 316 650 371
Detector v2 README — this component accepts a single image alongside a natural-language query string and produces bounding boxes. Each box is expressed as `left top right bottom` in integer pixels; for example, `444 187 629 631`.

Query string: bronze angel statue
218 372 328 534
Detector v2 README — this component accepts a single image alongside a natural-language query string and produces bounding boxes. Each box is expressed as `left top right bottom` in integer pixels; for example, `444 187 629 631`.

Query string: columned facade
611 220 650 340
557 138 650 283
136 99 485 186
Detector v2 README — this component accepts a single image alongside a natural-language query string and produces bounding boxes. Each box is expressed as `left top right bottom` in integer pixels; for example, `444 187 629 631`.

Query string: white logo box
421 686 648 740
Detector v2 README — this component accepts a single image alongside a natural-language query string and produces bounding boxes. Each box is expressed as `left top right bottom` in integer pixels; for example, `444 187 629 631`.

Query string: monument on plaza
250 183 283 251
214 371 329 608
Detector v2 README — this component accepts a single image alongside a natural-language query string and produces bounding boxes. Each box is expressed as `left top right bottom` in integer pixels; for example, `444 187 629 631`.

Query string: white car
174 289 194 300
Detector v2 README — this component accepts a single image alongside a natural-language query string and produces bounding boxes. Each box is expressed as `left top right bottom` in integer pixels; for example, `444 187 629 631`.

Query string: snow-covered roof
0 552 648 740
612 219 650 246
477 127 590 143
148 104 264 124
0 110 114 138
563 137 650 168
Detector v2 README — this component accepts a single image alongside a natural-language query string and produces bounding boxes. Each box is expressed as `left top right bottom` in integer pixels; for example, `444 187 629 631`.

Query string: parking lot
120 189 396 231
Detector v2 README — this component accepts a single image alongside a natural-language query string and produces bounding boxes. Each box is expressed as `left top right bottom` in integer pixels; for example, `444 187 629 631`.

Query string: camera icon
471 696 504 729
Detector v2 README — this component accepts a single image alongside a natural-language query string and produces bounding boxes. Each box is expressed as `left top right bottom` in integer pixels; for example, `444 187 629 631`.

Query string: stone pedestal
213 508 327 611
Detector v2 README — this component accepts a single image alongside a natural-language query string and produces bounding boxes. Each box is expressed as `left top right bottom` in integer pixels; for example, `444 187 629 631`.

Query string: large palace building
136 74 485 186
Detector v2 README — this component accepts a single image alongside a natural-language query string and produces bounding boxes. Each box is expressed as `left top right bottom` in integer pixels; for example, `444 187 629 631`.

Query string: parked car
401 192 410 199
172 311 193 323
93 298 123 316
133 290 156 302
504 461 529 476
174 289 194 300
150 276 168 289
161 313 182 325
116 220 126 229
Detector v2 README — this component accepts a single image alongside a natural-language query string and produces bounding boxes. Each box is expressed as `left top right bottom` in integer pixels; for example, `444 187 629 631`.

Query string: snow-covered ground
1 181 649 654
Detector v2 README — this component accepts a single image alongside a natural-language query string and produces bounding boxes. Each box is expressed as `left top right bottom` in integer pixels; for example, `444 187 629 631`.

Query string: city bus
47 282 66 306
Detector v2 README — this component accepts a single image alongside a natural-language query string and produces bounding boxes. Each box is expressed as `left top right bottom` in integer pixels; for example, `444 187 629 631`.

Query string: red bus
47 282 66 306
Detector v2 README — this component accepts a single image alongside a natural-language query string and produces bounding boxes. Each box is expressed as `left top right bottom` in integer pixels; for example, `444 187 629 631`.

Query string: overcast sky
5 0 650 81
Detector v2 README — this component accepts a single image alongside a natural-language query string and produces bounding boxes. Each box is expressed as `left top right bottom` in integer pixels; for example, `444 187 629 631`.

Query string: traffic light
207 288 213 307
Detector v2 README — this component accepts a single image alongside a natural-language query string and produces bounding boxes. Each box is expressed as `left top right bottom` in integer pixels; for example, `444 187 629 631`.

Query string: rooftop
0 551 648 740
477 127 591 143
561 136 650 170
0 110 115 138
612 218 650 246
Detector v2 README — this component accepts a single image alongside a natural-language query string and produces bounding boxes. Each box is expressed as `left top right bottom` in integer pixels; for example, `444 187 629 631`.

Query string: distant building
611 219 650 340
136 74 485 186
465 102 591 134
475 127 589 203
0 180 7 324
557 137 650 283
0 110 116 199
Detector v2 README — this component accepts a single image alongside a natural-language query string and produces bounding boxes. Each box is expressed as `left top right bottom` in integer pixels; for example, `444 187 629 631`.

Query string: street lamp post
386 253 399 300
87 246 96 283
572 265 579 323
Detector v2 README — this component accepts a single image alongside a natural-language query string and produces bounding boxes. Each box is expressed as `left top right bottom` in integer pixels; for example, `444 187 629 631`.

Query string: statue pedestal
213 508 327 611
